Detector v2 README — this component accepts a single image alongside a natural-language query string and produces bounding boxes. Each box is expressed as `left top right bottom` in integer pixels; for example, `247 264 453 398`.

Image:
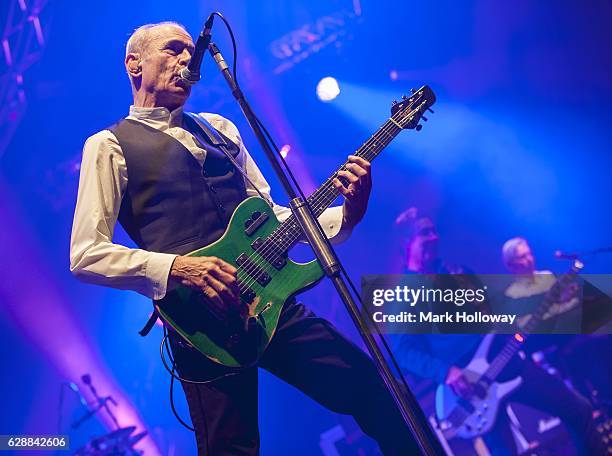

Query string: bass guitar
156 86 436 367
435 260 584 439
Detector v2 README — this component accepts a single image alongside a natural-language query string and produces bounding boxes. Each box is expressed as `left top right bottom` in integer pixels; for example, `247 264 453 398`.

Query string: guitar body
435 334 523 439
155 197 325 367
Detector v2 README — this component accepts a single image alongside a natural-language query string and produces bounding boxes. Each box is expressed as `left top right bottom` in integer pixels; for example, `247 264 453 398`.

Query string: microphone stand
208 42 444 455
72 375 120 430
71 396 115 429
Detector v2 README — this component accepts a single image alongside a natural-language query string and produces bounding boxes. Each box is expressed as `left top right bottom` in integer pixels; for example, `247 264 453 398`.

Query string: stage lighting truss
269 8 362 75
0 0 52 158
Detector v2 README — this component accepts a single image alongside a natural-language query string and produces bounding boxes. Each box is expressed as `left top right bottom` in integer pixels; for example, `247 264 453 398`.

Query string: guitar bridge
240 287 256 303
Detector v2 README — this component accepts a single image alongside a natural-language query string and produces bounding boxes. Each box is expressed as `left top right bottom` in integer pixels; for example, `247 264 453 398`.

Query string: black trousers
170 300 421 455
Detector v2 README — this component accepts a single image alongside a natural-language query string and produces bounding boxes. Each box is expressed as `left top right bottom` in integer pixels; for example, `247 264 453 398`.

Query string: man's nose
179 49 191 65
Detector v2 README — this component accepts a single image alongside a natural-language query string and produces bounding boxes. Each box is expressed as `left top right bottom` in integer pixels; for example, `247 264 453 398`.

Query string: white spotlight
316 77 340 102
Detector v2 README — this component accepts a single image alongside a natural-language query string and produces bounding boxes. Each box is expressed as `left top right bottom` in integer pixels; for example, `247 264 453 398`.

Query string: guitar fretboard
484 268 580 381
264 118 403 254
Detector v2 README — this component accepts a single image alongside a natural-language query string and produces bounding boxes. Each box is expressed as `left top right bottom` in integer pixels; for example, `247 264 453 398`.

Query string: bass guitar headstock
390 85 436 131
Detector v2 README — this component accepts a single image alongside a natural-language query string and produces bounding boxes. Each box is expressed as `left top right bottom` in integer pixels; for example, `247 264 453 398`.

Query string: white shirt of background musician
505 270 580 326
70 106 349 300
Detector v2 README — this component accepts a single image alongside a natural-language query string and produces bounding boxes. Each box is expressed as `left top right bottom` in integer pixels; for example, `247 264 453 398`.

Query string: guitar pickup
236 253 272 287
257 272 271 286
240 287 256 303
270 257 286 270
251 238 287 270
244 211 269 236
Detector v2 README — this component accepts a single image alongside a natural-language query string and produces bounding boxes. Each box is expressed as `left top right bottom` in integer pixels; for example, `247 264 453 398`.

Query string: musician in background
502 237 582 332
494 236 602 453
393 207 483 399
393 211 600 454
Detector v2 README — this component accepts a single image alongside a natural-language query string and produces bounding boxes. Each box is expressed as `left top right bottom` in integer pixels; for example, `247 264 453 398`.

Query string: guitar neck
484 269 580 380
484 337 522 381
267 118 403 251
307 119 402 218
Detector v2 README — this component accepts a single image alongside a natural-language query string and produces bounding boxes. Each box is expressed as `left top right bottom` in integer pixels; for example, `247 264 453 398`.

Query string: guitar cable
162 334 208 454
164 337 195 432
160 326 245 438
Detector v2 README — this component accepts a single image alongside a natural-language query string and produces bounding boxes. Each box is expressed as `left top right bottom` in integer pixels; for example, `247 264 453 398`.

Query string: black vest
108 115 247 256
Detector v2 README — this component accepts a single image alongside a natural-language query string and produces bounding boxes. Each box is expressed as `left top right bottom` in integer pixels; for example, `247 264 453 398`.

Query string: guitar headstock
390 85 436 131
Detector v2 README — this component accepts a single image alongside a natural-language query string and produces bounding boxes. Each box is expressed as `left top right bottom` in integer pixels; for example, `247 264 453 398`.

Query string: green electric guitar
156 85 436 367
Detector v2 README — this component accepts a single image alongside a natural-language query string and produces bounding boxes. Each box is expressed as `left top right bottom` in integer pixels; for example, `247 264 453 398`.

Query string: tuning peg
402 95 408 100
421 116 428 122
392 100 398 105
410 88 416 93
427 108 435 113
415 124 423 131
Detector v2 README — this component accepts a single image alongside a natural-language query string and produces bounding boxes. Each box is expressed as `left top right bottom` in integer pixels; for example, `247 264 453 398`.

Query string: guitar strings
233 119 401 295
233 127 398 298
234 123 399 297
233 105 417 296
264 99 428 255
232 100 427 296
243 106 409 261
237 111 408 283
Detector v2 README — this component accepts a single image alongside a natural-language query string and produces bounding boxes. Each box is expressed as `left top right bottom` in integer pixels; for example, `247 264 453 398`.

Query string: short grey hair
125 21 188 57
502 236 528 265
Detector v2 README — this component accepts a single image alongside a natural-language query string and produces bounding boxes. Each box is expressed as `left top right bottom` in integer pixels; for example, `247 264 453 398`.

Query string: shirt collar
128 105 184 129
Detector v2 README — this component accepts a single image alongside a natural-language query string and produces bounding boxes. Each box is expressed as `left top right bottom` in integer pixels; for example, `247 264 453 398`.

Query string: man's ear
125 53 142 77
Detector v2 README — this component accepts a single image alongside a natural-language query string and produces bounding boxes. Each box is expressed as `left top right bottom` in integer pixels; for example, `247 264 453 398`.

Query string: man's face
506 242 536 275
407 218 440 264
133 25 195 109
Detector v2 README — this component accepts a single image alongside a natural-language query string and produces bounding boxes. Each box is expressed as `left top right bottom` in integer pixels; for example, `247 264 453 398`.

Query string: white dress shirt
70 106 350 300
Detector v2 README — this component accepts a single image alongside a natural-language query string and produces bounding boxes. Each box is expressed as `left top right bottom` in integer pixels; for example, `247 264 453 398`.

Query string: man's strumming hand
445 365 474 399
170 256 239 318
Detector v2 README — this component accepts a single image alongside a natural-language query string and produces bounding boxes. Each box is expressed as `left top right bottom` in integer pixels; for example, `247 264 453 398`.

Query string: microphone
180 14 215 85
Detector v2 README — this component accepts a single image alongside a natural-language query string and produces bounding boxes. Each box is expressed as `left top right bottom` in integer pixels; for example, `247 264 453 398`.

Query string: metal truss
0 0 52 158
269 4 363 75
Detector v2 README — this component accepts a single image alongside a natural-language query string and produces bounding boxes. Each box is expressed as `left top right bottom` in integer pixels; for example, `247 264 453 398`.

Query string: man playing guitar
70 21 419 455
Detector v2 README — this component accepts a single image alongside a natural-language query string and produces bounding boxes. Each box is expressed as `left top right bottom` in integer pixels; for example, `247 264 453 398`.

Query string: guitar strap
138 111 272 338
184 112 273 207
